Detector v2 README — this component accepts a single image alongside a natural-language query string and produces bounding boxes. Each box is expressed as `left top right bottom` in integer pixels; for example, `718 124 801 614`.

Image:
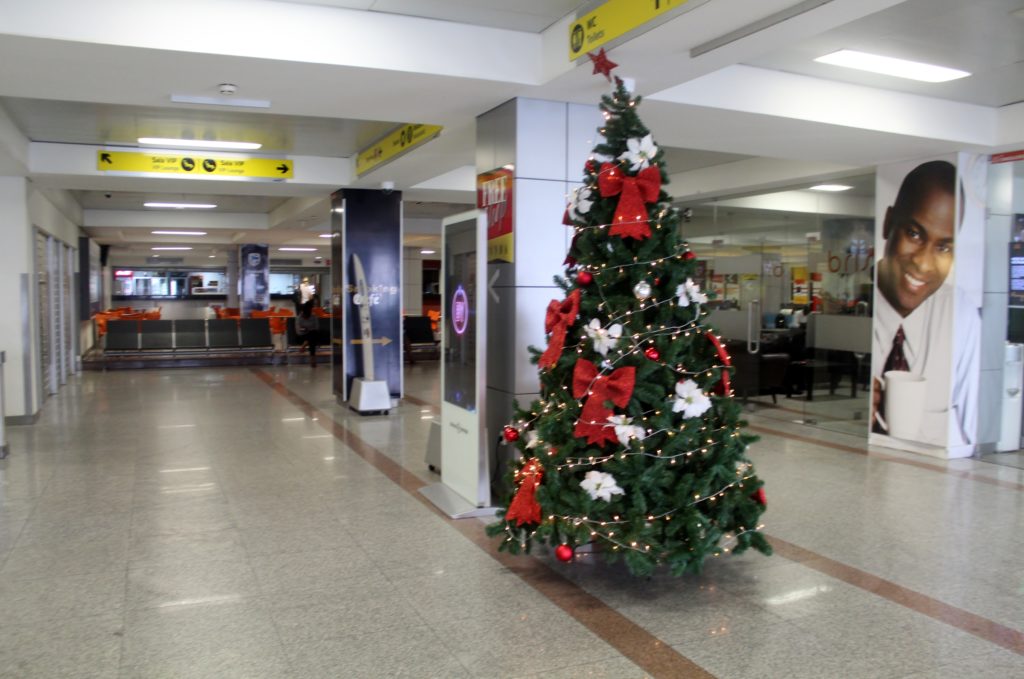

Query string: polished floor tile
0 363 1021 678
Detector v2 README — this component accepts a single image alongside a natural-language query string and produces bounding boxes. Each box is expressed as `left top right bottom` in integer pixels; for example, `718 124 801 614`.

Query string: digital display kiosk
419 210 495 518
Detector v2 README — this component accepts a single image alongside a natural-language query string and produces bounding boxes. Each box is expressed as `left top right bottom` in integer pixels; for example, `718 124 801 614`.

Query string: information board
1010 240 1024 307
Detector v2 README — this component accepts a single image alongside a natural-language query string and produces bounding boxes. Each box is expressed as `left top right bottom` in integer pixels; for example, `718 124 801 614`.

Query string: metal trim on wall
21 273 33 417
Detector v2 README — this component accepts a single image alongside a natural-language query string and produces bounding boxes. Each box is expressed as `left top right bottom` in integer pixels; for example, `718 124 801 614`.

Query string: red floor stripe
251 368 716 679
767 536 1024 655
259 372 1024 661
749 424 1024 492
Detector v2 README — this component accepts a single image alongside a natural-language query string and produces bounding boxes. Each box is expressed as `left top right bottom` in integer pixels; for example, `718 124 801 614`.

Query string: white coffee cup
883 370 926 440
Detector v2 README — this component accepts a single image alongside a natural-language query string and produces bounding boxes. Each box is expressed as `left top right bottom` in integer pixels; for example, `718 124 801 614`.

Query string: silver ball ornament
633 280 652 300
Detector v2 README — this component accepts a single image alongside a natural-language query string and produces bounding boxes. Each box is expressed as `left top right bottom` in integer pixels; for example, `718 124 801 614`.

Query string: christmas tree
486 59 771 577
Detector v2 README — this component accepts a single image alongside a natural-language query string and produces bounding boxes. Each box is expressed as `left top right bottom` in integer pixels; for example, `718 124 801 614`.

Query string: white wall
0 177 37 419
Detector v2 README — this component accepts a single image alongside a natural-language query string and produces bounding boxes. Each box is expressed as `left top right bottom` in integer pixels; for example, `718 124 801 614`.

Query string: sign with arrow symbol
96 151 294 179
349 337 393 346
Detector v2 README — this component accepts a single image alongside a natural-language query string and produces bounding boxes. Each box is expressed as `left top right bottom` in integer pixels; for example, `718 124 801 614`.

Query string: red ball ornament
752 487 767 506
577 270 593 285
683 251 696 261
503 426 520 443
555 544 574 562
644 347 660 361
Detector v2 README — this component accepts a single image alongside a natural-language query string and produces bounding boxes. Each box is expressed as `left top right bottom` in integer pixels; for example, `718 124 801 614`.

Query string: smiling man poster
870 156 984 456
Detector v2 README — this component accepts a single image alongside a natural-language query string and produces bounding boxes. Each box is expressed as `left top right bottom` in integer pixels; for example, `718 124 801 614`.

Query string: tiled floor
0 363 1021 678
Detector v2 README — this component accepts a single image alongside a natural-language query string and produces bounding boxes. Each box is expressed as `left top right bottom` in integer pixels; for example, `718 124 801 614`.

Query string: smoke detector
218 83 238 96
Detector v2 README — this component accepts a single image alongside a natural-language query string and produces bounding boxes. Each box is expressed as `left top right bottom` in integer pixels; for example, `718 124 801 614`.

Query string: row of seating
105 318 277 352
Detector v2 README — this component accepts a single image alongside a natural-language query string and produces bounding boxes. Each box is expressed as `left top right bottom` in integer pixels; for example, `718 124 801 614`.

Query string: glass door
686 201 873 435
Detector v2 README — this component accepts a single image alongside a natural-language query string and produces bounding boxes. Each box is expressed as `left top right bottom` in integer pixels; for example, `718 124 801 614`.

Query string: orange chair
426 309 441 333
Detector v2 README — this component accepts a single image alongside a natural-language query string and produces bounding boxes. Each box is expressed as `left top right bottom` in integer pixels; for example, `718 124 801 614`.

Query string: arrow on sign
350 337 392 346
488 269 501 303
100 153 112 164
276 163 290 174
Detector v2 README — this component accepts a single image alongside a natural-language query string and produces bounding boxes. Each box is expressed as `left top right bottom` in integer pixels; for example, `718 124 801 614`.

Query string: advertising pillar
239 244 269 316
330 188 403 405
869 154 986 458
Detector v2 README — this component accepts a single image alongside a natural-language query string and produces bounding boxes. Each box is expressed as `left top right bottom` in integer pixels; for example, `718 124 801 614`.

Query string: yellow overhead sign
96 151 293 179
568 0 686 60
356 124 443 176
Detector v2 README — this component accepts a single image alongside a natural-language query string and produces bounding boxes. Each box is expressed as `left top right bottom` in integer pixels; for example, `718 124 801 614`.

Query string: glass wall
684 177 874 436
111 267 327 307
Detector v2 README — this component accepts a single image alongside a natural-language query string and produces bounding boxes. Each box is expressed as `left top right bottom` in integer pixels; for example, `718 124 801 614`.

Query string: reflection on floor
981 450 1024 470
0 362 1021 678
738 376 870 438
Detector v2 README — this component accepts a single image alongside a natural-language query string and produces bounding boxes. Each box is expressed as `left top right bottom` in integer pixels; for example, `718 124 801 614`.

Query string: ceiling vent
147 256 184 264
270 258 303 266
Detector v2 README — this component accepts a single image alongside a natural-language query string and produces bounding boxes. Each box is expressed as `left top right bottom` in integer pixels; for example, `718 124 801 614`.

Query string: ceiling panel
746 0 1024 107
72 190 290 212
273 0 589 32
0 97 397 156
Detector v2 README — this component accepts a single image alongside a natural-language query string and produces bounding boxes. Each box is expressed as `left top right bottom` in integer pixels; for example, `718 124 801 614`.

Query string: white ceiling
747 0 1024 107
0 0 1020 261
271 0 593 32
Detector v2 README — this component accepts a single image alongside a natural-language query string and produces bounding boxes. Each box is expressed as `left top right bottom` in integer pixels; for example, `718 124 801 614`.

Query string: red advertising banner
991 150 1024 164
477 167 514 263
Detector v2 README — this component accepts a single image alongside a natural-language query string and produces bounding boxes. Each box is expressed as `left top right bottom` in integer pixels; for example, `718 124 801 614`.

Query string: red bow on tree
505 458 544 526
572 359 636 447
539 290 581 369
707 332 732 395
597 163 661 240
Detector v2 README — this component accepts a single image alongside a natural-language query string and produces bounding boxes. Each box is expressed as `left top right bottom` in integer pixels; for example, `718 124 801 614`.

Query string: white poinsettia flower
607 415 646 447
618 134 658 172
675 278 708 307
567 186 593 221
585 318 622 356
580 470 625 502
672 379 712 419
525 430 540 449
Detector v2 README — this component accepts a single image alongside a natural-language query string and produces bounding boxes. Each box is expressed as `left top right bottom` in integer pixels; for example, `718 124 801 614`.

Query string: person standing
295 300 322 367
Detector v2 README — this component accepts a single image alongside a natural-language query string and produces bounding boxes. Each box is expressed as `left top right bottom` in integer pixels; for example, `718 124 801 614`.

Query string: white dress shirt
872 283 978 448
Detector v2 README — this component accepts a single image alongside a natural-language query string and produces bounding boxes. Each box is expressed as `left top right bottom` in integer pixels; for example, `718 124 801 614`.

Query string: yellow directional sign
96 151 294 179
349 337 393 346
356 124 443 177
568 0 686 60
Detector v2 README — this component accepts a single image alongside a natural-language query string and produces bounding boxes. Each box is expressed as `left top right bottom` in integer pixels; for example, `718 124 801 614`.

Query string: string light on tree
486 61 771 577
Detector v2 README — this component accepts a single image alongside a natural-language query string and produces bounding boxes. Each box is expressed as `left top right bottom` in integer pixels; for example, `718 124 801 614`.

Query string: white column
479 98 603 454
0 176 39 420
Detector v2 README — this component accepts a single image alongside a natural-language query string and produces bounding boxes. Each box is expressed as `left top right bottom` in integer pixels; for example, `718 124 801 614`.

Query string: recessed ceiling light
809 184 853 192
151 247 193 251
152 230 208 236
814 49 970 83
318 234 336 238
208 255 216 258
137 137 262 150
144 202 217 209
278 247 317 252
420 249 436 254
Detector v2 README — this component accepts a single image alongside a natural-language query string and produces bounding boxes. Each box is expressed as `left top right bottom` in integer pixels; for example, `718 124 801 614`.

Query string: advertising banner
478 168 514 263
336 190 402 400
239 244 269 316
869 155 984 456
